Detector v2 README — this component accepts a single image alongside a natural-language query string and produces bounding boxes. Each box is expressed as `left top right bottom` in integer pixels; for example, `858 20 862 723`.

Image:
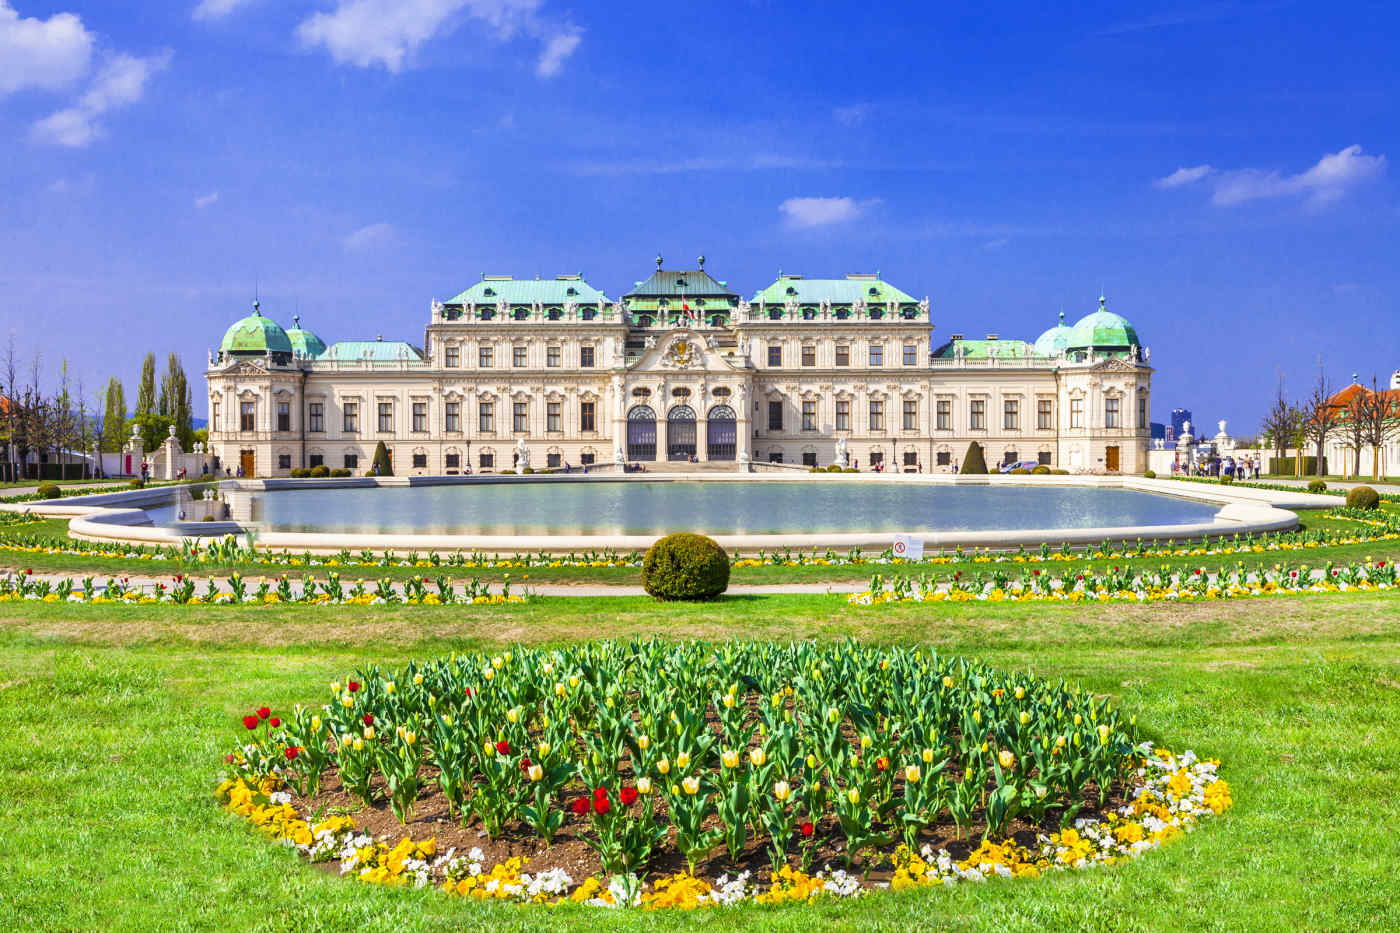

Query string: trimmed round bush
827 464 843 473
330 468 351 477
1052 469 1070 475
1220 474 1234 485
128 478 145 489
1009 468 1031 475
36 481 62 499
1307 479 1327 494
642 533 730 601
289 468 308 478
1346 485 1380 510
1143 469 1156 479
522 467 535 474
201 514 217 521
310 464 330 478
499 469 517 475
1032 465 1051 475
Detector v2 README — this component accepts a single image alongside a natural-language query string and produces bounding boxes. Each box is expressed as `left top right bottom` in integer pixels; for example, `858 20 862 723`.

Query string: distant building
1170 408 1192 437
1150 421 1166 441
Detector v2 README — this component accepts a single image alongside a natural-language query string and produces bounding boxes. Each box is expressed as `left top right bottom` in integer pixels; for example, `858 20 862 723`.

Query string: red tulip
569 797 590 815
243 715 259 730
257 707 271 720
284 746 299 760
593 796 611 815
800 821 814 837
876 756 890 771
269 717 281 727
362 714 374 726
620 786 639 806
593 786 607 801
465 687 473 698
348 681 360 692
224 753 236 763
496 740 510 755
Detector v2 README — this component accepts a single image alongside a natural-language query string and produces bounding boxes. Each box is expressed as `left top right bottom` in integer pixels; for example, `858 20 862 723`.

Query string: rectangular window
478 346 493 368
412 402 427 433
344 454 359 470
580 401 595 433
278 454 292 470
377 402 393 433
868 344 884 367
903 344 918 366
1003 399 1019 431
445 402 460 432
835 400 850 431
936 451 951 466
478 401 494 433
835 345 849 366
802 400 817 432
1138 397 1148 428
546 346 561 368
513 401 528 433
580 345 595 368
308 454 323 468
1038 451 1052 465
801 345 816 367
513 345 527 367
239 401 255 432
870 451 883 466
970 399 986 431
1106 397 1121 428
768 400 783 431
1037 399 1053 430
479 452 494 469
936 400 951 431
869 400 885 432
547 452 562 468
411 453 427 469
547 401 561 432
903 451 918 467
308 402 324 432
580 452 595 465
768 452 784 463
277 402 290 433
342 402 358 433
802 452 818 466
903 399 918 431
211 401 220 431
445 453 460 469
1070 398 1083 429
445 345 459 368
767 344 782 367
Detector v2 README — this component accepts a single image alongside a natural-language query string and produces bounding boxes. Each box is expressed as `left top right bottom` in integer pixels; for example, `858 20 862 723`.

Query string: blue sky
2 0 1397 431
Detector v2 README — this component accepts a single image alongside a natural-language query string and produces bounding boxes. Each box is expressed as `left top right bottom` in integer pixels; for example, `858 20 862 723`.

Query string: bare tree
1258 375 1296 471
1340 383 1369 478
1302 363 1342 477
1357 375 1398 480
1 334 16 482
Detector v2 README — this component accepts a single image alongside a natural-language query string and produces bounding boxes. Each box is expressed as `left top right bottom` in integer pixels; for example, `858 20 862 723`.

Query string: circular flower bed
216 639 1232 909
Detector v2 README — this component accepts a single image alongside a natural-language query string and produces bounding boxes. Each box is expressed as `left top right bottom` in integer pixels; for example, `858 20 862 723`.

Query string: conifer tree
371 441 393 476
959 441 988 474
100 377 126 452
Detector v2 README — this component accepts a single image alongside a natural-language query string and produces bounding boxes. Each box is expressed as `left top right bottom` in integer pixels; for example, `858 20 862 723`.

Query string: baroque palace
205 257 1153 477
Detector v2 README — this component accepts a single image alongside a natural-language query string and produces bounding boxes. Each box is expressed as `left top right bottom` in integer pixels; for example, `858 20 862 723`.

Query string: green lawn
1 594 1397 931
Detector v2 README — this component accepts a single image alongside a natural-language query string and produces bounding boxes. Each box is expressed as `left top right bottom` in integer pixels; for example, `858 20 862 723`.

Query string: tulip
496 740 510 755
257 707 271 720
773 780 791 802
805 754 818 769
905 764 921 783
722 694 736 709
413 673 424 686
538 741 551 758
483 668 495 681
637 777 653 795
555 683 566 697
483 741 495 757
682 776 701 795
441 714 453 727
859 735 872 751
363 726 375 740
506 707 520 724
1098 724 1111 744
310 716 322 732
569 675 580 689
527 764 544 782
491 656 503 669
352 738 364 752
942 675 955 689
1019 712 1031 725
340 694 354 708
1014 686 1025 700
384 681 395 695
620 786 639 806
800 821 814 837
827 706 840 724
749 748 766 767
677 751 691 770
637 735 650 751
657 758 671 775
921 748 935 764
998 749 1015 769
722 749 739 769
348 681 360 693
330 681 341 694
846 788 860 805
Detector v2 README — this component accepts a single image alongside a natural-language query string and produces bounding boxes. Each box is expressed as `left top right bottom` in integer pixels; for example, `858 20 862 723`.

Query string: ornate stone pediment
1089 357 1139 374
224 360 268 378
628 331 740 374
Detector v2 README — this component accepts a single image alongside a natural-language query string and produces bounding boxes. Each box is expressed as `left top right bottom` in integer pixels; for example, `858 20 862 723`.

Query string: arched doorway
667 405 697 461
706 405 736 461
626 406 656 461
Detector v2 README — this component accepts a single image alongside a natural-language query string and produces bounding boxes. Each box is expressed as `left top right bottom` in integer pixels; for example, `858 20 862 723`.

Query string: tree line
1259 365 1397 479
2 335 199 481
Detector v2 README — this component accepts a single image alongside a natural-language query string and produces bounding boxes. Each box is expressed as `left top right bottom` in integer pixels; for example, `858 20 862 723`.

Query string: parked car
998 459 1041 473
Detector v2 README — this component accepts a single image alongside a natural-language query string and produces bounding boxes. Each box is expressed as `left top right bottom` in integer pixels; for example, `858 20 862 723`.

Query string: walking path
1262 477 1400 496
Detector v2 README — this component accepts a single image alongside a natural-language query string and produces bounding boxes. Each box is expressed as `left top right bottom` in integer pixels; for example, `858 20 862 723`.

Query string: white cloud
779 196 879 230
31 49 172 147
192 0 254 22
0 1 93 95
343 222 394 250
194 192 219 208
535 28 580 77
297 0 580 77
1158 146 1387 207
1154 164 1213 188
833 104 869 127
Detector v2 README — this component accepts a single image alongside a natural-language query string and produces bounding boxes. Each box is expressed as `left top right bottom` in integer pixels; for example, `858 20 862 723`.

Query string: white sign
892 534 924 561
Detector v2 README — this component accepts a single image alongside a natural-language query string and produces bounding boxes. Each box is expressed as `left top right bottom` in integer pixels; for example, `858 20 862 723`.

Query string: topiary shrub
1009 468 1031 475
827 464 844 473
1220 474 1234 485
1307 479 1327 494
128 478 145 489
310 464 330 478
499 469 517 475
201 514 217 522
289 468 308 478
371 441 393 477
843 467 858 473
330 468 351 477
1052 469 1069 475
959 442 987 475
522 467 535 474
1346 485 1380 510
36 481 62 499
642 533 730 601
1032 465 1051 475
1143 470 1156 479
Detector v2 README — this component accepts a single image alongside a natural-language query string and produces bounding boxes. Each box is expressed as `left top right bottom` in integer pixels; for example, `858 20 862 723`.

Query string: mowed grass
1 594 1398 932
5 505 1400 587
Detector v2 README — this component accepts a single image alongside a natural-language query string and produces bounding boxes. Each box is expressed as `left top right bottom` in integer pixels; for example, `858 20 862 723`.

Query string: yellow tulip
827 707 840 724
749 748 766 767
554 683 566 697
1098 724 1111 744
637 735 650 751
527 764 543 782
1019 712 1030 725
846 788 860 805
773 780 791 802
537 741 550 758
942 675 955 689
682 776 701 795
859 735 872 750
352 738 363 752
905 764 921 783
385 682 395 695
569 675 580 689
506 708 520 724
483 668 495 682
311 716 322 732
677 751 691 770
1014 686 1025 700
491 656 503 670
413 673 424 686
805 754 818 769
363 726 375 740
722 749 740 769
921 748 935 764
637 777 652 795
722 694 736 710
657 758 671 775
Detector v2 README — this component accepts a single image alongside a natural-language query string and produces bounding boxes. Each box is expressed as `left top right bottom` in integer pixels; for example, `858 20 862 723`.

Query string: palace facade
205 257 1153 477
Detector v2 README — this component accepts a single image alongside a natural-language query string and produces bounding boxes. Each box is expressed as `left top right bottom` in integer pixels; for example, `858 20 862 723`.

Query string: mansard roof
624 267 738 299
323 340 426 363
752 273 919 306
931 337 1036 359
442 275 608 306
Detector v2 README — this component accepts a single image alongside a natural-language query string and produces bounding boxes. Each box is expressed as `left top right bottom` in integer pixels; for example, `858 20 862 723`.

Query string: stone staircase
628 460 747 473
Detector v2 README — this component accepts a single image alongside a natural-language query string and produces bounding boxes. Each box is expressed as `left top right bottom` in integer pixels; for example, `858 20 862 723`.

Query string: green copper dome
1033 311 1073 357
219 302 293 358
285 315 327 360
1066 297 1140 352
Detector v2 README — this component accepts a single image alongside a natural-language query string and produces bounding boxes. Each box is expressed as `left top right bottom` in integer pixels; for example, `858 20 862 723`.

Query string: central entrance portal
706 405 736 460
626 406 656 461
667 405 697 461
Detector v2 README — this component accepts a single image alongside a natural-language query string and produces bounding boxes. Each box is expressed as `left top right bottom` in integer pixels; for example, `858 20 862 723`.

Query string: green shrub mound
642 533 730 601
522 467 535 474
1220 475 1234 485
36 482 62 500
330 468 351 477
1009 468 1031 475
1346 485 1380 510
1032 465 1051 475
371 441 393 477
310 464 330 478
959 442 987 475
289 468 309 478
128 478 145 489
1143 470 1156 479
1052 469 1070 475
1307 479 1327 494
499 469 517 475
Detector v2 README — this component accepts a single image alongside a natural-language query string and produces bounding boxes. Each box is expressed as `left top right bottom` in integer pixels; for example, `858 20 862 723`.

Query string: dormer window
675 278 687 288
566 287 577 296
483 288 495 297
513 308 529 321
547 308 562 320
868 287 879 297
786 286 797 296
